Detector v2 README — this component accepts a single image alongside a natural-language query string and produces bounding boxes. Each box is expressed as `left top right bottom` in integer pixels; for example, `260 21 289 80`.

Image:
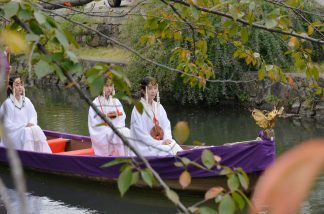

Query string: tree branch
169 0 324 45
39 6 256 84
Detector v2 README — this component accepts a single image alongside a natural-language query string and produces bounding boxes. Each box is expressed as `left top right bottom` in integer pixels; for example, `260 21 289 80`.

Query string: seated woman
130 76 183 156
0 76 52 153
88 78 130 156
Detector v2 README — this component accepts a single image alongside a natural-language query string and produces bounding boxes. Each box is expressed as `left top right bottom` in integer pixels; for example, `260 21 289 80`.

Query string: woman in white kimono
88 78 130 156
0 77 52 153
130 76 183 156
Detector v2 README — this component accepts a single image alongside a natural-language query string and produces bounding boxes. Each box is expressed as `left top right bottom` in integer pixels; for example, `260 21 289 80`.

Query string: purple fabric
0 131 275 180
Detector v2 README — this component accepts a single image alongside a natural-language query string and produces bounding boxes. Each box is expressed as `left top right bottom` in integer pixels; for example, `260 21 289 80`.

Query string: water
1 86 324 213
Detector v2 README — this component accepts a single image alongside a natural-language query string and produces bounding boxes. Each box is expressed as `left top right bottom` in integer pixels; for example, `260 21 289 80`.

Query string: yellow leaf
173 121 190 144
308 25 314 36
1 30 28 54
288 37 298 48
179 170 191 188
205 187 224 200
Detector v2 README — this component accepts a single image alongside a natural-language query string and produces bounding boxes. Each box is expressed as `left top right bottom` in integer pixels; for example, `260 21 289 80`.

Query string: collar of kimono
9 94 25 110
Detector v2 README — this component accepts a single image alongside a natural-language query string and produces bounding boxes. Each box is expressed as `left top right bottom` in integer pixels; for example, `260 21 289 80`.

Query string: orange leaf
179 170 191 188
287 74 295 86
63 2 72 7
250 139 324 214
204 187 224 200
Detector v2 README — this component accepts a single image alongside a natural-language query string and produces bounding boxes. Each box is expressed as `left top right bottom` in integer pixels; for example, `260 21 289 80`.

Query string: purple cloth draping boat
0 130 275 190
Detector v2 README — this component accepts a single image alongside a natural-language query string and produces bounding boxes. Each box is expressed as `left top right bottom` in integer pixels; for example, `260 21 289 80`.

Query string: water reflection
1 86 323 213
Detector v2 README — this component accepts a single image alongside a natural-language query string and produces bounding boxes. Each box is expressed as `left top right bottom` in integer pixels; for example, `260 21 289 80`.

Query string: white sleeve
2 101 25 132
159 104 173 140
25 98 38 125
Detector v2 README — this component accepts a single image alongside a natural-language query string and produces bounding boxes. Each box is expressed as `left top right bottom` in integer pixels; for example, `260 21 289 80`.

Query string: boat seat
58 148 95 156
47 138 69 153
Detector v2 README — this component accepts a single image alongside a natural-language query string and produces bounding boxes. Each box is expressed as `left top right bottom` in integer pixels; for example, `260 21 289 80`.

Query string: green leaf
236 168 249 190
30 20 44 35
227 174 239 192
165 189 180 205
201 149 215 169
18 8 32 21
101 158 130 168
64 29 79 48
174 162 184 167
181 157 191 165
66 51 78 63
240 28 249 43
229 6 238 21
131 171 140 185
117 167 133 196
199 206 218 214
135 101 143 114
219 194 235 214
88 75 105 96
55 29 69 49
34 11 46 24
34 60 53 78
265 19 278 28
232 192 245 210
141 168 154 187
4 1 19 18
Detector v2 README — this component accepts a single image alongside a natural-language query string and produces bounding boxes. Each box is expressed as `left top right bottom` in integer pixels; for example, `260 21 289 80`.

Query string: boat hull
0 130 275 192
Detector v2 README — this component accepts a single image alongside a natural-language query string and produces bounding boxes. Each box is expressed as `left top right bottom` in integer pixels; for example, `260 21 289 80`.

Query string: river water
1 87 324 213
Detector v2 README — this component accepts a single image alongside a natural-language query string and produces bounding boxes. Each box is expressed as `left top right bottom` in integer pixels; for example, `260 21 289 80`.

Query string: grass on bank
74 47 132 63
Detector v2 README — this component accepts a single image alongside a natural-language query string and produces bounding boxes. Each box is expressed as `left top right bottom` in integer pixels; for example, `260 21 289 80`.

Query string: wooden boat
0 130 275 192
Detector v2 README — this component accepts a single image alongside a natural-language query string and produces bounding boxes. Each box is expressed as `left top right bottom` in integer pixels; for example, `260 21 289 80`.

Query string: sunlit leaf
165 189 180 205
1 30 28 54
179 170 191 188
201 149 215 169
173 121 190 144
205 187 224 200
240 28 249 43
219 194 235 214
117 167 133 196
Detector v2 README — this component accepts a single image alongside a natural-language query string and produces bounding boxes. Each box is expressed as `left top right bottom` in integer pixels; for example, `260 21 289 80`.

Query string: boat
0 130 275 192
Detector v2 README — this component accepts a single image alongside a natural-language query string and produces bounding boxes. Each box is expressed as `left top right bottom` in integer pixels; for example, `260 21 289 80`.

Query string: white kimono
130 98 183 156
0 95 52 153
88 96 130 156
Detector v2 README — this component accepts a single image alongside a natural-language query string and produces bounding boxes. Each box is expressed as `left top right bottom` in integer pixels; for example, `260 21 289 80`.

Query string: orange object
107 111 123 119
59 148 94 156
47 138 69 153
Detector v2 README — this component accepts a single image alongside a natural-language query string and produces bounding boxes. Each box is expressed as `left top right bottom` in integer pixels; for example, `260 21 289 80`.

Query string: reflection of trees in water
27 87 89 135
